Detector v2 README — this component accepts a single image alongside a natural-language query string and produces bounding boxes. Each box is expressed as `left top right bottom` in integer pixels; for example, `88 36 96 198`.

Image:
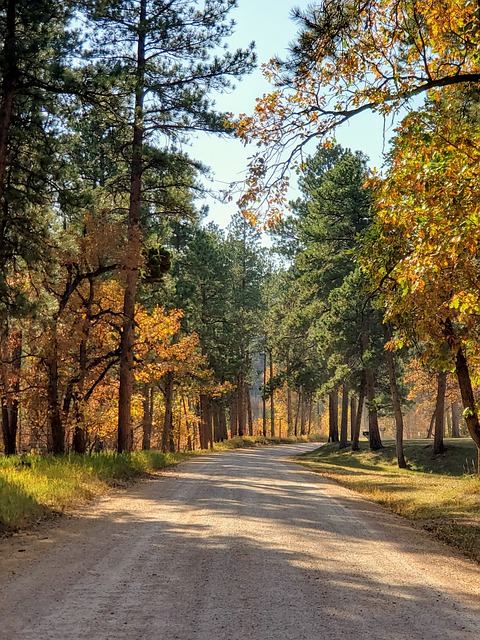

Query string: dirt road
1 444 480 639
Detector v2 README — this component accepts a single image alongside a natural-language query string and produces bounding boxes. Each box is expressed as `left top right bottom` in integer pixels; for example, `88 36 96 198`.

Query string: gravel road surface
1 443 480 639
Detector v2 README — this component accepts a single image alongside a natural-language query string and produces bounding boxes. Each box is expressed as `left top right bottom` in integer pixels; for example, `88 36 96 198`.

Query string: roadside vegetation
0 450 188 533
297 439 480 563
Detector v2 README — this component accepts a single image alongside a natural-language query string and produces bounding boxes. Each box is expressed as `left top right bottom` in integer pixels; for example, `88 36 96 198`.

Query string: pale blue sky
190 0 393 228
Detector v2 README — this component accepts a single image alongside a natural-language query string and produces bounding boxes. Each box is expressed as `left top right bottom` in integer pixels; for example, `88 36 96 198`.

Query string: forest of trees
234 0 480 471
1 1 479 471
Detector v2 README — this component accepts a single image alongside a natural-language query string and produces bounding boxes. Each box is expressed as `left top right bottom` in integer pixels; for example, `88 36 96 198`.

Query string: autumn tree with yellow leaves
363 89 480 465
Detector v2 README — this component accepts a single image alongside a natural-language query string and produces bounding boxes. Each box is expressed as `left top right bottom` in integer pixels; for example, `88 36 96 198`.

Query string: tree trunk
427 410 435 438
213 402 226 443
351 380 366 451
142 385 153 450
1 399 17 455
213 402 228 442
199 394 212 450
183 396 193 451
187 397 198 450
366 374 383 450
287 385 293 436
269 350 275 437
307 397 313 435
443 320 480 471
286 352 292 435
245 381 253 436
339 384 349 449
219 405 228 441
361 328 383 450
237 377 245 437
294 390 301 437
47 332 64 454
161 372 175 453
300 386 307 436
213 403 220 442
451 401 461 438
328 390 339 442
262 351 267 437
434 372 447 455
446 403 452 438
230 394 238 437
383 326 407 468
454 346 480 472
72 425 86 454
350 395 357 443
1 329 21 455
117 0 147 453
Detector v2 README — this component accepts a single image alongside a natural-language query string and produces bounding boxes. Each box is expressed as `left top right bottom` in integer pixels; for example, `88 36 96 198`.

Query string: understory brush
215 435 319 450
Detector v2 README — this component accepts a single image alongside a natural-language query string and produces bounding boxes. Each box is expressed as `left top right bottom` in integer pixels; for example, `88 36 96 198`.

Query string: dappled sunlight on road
1 444 479 640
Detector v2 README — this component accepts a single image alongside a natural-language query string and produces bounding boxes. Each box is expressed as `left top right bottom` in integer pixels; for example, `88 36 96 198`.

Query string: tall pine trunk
1 329 21 455
287 385 293 436
451 401 460 438
294 390 301 436
245 382 253 436
200 394 212 449
328 390 339 442
183 396 193 451
350 396 357 442
262 351 267 437
300 386 307 436
361 327 383 450
142 385 154 450
307 397 313 435
161 372 174 453
383 324 407 468
230 394 238 437
339 384 349 449
434 372 446 455
237 377 245 437
117 0 146 453
286 353 293 435
351 378 366 451
269 350 275 437
213 402 228 442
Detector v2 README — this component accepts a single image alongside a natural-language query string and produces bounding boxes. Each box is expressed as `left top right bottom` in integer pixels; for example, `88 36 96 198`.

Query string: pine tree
82 0 255 451
273 144 387 450
0 0 81 454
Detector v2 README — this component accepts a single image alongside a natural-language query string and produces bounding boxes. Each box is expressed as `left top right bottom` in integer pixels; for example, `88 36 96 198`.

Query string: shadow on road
2 444 479 640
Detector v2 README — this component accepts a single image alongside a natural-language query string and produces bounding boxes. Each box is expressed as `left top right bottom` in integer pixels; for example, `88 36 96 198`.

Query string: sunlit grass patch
0 451 186 533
